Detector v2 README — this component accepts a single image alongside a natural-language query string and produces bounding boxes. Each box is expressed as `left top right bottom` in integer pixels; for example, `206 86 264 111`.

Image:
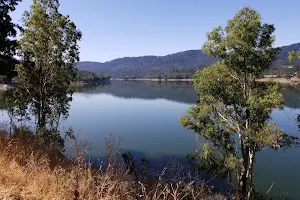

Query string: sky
10 0 300 62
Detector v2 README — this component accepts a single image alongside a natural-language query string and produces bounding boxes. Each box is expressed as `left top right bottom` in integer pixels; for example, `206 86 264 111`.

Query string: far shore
1 77 300 91
110 78 193 82
256 77 300 85
111 77 300 85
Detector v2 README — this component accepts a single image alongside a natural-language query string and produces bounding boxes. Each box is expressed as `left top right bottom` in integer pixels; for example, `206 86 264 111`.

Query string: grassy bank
0 128 227 200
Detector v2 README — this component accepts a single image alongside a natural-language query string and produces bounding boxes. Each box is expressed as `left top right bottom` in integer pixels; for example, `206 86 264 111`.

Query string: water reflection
74 81 300 109
73 80 197 104
282 86 300 109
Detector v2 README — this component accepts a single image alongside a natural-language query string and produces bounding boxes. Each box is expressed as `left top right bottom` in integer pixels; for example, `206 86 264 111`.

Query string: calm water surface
1 81 300 199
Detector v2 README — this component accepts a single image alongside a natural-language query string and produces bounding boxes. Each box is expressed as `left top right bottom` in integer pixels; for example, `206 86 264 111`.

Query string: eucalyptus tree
9 0 82 138
181 7 297 200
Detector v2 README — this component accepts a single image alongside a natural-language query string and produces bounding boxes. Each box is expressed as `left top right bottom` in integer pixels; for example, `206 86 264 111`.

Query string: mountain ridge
76 43 300 78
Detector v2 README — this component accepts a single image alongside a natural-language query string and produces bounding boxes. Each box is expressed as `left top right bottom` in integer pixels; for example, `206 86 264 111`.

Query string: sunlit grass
0 129 227 200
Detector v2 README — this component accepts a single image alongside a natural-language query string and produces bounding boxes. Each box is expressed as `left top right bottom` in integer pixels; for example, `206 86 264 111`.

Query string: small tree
181 7 297 200
289 51 300 61
7 0 81 137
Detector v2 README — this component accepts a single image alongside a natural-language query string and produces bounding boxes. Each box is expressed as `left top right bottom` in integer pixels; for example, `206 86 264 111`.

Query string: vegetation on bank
0 127 227 200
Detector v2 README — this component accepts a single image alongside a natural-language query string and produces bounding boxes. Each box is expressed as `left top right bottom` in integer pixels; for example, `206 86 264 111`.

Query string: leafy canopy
0 0 22 78
5 0 82 138
202 7 279 76
289 51 300 61
181 7 297 199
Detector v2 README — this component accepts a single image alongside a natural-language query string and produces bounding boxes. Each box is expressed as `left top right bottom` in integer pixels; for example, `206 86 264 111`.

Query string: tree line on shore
76 70 111 84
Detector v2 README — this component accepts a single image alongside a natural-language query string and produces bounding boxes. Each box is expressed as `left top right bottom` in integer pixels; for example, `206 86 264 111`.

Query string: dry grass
0 129 227 200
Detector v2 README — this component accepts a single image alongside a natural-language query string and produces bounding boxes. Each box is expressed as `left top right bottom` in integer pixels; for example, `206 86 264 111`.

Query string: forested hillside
76 70 110 83
76 43 300 78
76 50 217 78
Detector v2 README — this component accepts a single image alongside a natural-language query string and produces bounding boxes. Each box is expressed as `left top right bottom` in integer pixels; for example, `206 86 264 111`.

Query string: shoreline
256 77 300 85
111 77 300 85
110 78 193 82
1 77 300 90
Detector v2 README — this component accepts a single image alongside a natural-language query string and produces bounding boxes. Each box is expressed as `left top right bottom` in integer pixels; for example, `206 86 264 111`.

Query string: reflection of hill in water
74 81 197 104
74 81 300 109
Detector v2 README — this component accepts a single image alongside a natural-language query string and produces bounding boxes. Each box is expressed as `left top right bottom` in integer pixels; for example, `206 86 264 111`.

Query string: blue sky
10 0 300 62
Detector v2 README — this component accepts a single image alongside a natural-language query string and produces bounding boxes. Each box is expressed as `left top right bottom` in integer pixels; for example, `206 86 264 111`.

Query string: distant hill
76 43 300 78
76 50 217 78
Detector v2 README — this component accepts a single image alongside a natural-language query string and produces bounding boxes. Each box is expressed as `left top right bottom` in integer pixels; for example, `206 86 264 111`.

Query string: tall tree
181 7 297 200
0 0 22 79
11 0 81 135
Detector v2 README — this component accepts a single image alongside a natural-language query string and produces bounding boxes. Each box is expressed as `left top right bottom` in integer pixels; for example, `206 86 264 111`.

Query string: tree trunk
247 150 255 200
236 145 249 200
237 167 247 200
228 170 232 183
41 111 46 131
38 63 47 133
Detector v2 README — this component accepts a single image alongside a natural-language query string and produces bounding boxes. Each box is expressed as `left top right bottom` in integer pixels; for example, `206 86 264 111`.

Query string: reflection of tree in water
281 86 300 130
74 80 197 104
72 82 300 107
1 81 195 110
72 83 109 93
282 86 300 109
3 84 300 109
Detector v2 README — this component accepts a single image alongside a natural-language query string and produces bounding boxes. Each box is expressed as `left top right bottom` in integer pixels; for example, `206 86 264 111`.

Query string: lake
1 80 300 199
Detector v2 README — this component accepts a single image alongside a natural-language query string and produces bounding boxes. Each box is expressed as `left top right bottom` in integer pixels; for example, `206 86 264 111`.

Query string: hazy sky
10 0 300 62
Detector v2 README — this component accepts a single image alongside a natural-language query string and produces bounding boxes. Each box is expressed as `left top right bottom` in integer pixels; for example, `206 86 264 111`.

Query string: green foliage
288 51 300 61
202 8 279 76
0 0 21 79
3 88 30 125
181 7 298 200
274 43 300 67
4 0 81 139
